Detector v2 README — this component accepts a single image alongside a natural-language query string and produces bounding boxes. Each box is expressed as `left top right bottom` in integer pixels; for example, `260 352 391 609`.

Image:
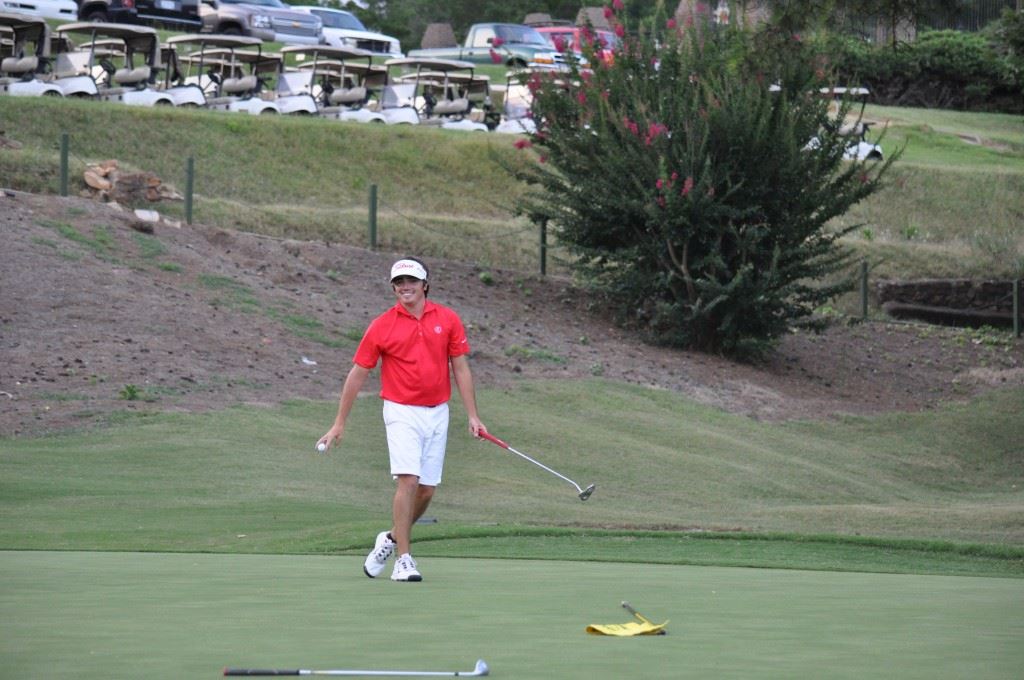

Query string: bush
828 25 1023 113
508 15 896 359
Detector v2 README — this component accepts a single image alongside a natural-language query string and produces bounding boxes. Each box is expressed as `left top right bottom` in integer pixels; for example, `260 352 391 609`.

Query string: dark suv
78 0 202 31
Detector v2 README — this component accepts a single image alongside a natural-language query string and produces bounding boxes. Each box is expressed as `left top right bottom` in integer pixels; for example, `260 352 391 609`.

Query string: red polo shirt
353 300 470 406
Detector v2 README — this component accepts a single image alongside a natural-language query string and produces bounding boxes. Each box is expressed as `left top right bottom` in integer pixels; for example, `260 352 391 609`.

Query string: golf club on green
478 431 595 501
223 658 489 677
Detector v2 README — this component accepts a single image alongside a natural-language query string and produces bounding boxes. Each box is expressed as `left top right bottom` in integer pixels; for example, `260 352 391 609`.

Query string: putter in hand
478 431 595 501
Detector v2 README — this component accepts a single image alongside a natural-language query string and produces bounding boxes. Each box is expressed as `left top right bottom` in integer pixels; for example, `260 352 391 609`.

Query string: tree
507 8 898 358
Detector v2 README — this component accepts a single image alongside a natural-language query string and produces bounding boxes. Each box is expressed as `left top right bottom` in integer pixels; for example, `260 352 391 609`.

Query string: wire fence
54 133 1021 337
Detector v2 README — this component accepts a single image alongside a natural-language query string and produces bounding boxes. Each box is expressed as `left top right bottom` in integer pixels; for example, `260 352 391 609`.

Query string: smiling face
391 275 426 312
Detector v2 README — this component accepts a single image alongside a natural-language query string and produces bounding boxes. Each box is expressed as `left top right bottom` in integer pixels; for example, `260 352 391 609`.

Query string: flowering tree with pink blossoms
509 3 897 358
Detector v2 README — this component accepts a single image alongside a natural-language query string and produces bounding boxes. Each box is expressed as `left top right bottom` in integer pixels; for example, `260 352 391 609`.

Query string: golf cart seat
1 55 38 76
328 85 365 105
433 97 468 115
112 65 151 86
221 74 257 95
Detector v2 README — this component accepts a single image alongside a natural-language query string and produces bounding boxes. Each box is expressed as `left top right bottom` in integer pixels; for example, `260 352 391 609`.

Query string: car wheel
220 25 243 36
83 8 109 22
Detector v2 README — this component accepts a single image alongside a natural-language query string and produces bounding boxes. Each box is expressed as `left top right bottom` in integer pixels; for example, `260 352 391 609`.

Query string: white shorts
382 400 449 487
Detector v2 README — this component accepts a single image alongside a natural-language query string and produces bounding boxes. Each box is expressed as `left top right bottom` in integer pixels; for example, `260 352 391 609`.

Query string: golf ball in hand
317 442 327 453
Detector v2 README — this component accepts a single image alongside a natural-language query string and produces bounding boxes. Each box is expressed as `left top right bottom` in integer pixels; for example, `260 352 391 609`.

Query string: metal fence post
1015 279 1021 339
185 156 194 225
860 260 869 320
59 132 69 197
368 183 378 250
539 218 547 277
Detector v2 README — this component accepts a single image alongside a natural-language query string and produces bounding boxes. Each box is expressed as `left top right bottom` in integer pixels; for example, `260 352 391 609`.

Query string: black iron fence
925 0 1019 32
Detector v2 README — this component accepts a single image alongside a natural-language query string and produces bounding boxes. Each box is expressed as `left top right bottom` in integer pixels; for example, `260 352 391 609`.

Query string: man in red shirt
318 257 486 582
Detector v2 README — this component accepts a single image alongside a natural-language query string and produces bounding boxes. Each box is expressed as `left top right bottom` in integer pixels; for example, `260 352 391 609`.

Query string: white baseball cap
390 259 427 282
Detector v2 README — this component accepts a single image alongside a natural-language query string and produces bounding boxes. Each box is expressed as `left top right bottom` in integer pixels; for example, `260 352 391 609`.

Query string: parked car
535 25 618 65
77 0 134 23
0 0 75 21
408 23 565 70
291 6 400 58
199 0 322 45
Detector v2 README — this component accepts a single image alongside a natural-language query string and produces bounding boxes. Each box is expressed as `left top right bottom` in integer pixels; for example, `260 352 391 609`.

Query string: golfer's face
392 276 425 306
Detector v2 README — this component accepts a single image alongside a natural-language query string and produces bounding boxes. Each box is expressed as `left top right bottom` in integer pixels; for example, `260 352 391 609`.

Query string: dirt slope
2 190 1022 437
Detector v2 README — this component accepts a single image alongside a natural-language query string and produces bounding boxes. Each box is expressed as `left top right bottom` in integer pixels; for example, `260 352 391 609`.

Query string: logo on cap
390 259 428 281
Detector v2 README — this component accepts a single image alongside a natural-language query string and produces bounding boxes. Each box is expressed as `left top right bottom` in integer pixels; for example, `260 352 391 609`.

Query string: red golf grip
478 430 509 449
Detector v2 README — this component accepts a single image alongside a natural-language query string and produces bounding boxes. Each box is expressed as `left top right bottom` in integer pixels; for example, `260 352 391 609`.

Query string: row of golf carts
0 11 536 133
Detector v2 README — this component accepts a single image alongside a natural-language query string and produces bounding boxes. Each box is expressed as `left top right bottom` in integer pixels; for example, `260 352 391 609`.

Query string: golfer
317 257 486 582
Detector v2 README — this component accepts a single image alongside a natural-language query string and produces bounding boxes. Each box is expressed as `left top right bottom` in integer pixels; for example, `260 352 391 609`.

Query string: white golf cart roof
0 11 49 55
385 57 475 72
166 34 264 50
279 44 375 61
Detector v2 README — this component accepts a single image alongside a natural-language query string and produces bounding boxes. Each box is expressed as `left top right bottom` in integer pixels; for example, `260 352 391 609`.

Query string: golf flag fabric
586 619 668 636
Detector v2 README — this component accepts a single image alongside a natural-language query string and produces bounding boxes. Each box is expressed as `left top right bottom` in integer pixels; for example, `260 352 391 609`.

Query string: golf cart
492 70 537 135
0 12 63 97
284 44 386 123
54 22 175 105
166 34 279 114
384 57 490 132
822 86 884 161
261 50 319 115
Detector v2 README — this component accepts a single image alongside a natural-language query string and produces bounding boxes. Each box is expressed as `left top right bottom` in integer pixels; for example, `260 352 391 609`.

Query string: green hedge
826 27 1023 113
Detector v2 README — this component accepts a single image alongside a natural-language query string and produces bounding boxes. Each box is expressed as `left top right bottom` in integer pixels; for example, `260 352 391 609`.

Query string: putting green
1 551 1021 679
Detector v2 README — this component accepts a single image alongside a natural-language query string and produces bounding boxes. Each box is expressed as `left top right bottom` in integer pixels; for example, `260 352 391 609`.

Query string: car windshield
219 0 288 7
313 10 365 31
494 25 547 47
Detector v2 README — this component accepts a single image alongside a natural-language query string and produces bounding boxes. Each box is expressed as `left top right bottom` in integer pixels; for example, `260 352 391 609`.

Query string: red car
535 26 619 65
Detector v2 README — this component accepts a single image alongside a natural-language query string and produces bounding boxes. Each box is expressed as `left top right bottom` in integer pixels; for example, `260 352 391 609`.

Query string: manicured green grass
2 381 1022 573
2 551 1022 680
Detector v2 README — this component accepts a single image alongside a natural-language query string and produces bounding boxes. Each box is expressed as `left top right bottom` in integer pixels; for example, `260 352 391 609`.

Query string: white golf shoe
390 553 422 582
363 531 396 578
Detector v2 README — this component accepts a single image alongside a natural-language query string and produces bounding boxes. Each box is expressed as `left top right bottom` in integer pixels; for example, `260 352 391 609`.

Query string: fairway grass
2 381 1023 575
1 551 1022 680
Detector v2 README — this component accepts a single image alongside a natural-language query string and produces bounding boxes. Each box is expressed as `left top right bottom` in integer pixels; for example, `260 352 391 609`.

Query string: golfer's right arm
319 363 370 451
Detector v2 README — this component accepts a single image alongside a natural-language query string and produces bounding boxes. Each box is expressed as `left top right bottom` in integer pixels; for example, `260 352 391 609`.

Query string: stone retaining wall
875 279 1021 328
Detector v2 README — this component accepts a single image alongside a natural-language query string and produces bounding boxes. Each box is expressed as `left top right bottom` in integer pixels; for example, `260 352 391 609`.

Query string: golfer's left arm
451 354 485 437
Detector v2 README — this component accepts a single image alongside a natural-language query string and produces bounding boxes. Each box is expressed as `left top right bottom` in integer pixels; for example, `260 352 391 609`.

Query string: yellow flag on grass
585 619 668 636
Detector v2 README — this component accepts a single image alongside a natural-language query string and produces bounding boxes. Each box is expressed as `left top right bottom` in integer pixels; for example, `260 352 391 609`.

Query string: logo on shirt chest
434 325 443 334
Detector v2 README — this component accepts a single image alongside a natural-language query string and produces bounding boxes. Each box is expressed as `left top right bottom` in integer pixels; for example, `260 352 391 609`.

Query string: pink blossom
603 6 614 20
657 196 666 208
681 176 694 196
670 172 678 183
576 91 587 104
539 155 547 164
644 121 668 146
656 178 665 190
489 49 503 64
622 116 639 136
612 0 624 10
667 18 677 29
513 138 532 149
552 35 566 52
614 23 625 38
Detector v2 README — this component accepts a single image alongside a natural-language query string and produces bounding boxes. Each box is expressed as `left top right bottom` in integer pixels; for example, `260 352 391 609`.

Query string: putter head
578 484 596 501
473 658 490 676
